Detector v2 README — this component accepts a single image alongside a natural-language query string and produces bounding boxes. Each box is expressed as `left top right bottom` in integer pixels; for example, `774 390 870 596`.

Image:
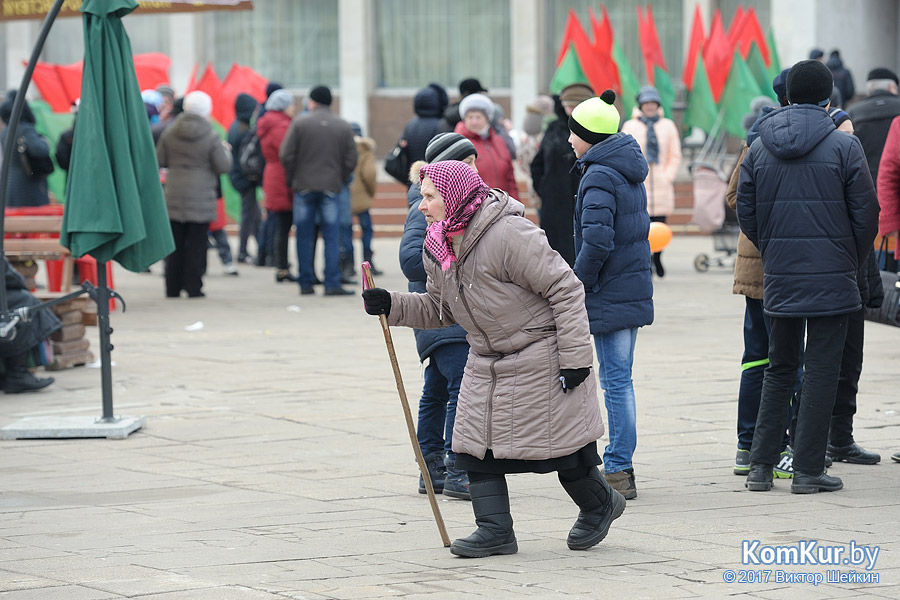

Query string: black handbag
384 140 409 184
864 238 900 327
17 135 55 179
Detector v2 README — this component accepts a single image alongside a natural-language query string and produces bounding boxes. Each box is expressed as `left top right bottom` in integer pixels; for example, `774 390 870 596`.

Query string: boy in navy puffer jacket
569 90 654 501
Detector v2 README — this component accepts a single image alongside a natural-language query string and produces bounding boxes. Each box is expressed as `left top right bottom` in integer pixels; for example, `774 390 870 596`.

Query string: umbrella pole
96 261 115 422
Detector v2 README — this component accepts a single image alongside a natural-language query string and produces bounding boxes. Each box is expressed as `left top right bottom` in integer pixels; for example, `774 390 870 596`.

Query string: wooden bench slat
4 216 65 233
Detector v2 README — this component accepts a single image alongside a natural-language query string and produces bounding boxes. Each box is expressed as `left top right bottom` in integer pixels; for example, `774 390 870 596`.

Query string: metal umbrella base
1 415 145 440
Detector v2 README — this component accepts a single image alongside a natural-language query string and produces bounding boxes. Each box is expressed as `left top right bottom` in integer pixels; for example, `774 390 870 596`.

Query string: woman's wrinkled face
419 176 446 223
464 110 489 134
568 131 592 159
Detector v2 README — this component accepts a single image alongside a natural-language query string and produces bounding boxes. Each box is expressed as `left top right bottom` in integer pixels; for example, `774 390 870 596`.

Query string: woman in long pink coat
621 86 682 277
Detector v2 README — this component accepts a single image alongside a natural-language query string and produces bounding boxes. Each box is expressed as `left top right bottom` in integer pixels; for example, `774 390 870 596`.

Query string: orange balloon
648 222 673 253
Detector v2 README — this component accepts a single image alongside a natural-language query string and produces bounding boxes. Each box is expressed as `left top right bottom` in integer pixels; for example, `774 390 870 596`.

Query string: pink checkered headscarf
420 161 490 271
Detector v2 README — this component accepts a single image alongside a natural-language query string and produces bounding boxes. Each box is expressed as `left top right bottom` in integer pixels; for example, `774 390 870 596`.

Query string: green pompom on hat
569 89 619 144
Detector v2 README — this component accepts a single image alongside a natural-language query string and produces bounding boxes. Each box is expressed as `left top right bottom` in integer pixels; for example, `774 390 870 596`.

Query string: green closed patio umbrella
60 0 173 424
60 0 173 270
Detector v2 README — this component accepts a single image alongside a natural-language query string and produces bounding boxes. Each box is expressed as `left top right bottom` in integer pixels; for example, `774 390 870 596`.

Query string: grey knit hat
425 132 477 163
265 89 293 112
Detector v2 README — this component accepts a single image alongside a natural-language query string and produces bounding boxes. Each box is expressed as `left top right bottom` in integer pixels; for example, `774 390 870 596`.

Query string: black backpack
238 127 265 182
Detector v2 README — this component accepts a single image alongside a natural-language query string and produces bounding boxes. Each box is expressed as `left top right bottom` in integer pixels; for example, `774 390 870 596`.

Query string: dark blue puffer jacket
227 93 259 192
737 104 879 317
399 183 468 359
400 86 446 164
574 133 654 334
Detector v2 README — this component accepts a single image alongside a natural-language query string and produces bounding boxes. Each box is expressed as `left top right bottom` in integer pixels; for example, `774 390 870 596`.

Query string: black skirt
456 441 602 475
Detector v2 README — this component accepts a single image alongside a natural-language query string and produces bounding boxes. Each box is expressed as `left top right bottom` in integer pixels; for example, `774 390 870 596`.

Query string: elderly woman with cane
362 160 625 557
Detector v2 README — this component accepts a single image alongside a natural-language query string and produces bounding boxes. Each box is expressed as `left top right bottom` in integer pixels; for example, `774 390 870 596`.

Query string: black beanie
309 85 332 106
867 68 899 84
786 60 834 106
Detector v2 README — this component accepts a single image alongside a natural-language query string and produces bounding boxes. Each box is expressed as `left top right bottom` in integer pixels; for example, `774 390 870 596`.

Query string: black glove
559 368 591 393
362 288 391 316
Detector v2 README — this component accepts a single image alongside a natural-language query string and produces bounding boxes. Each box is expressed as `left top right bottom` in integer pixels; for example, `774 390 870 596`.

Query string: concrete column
770 0 818 67
338 0 370 130
5 21 38 94
510 0 541 130
168 14 196 95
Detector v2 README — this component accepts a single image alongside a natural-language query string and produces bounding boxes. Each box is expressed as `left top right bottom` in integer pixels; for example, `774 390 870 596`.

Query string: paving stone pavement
1 235 898 599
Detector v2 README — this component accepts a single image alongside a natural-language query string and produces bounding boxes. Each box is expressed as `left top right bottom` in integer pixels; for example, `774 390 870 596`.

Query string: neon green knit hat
569 89 620 144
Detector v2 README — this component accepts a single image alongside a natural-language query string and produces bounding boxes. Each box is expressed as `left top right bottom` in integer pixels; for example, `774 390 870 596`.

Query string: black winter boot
417 451 446 494
559 466 626 550
339 251 357 285
3 352 54 394
363 249 383 276
450 475 518 558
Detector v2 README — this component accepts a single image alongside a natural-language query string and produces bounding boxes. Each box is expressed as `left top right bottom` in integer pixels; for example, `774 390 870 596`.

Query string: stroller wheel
694 254 710 272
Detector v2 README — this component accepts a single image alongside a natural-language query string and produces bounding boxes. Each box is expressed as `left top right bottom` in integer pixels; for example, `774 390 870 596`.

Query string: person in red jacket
256 89 297 283
453 93 518 195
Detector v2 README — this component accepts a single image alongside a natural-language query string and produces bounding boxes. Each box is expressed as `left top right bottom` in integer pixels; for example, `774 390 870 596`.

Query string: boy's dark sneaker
774 447 794 479
417 451 446 495
734 449 750 475
443 467 470 500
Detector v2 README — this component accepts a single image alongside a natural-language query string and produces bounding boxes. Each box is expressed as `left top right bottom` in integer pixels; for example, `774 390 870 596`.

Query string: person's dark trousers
256 212 275 266
293 190 341 290
737 297 799 451
650 215 667 276
208 229 234 266
165 221 209 297
829 308 865 446
751 314 848 474
238 187 261 260
416 342 468 459
271 210 293 271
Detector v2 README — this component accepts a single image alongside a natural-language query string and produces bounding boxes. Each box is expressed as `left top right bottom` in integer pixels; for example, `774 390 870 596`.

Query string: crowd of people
0 47 897 555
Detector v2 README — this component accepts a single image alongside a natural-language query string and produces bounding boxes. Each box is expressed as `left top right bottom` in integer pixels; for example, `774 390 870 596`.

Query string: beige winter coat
621 107 682 217
350 136 376 214
388 189 605 461
726 144 763 299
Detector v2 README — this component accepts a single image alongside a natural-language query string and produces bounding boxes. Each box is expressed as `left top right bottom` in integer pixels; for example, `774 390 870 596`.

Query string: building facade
2 0 899 154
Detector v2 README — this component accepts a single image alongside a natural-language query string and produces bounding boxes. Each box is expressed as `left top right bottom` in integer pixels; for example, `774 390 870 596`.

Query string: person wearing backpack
227 93 261 265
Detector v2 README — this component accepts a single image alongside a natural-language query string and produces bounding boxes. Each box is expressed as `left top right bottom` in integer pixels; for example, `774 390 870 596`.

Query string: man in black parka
737 60 879 495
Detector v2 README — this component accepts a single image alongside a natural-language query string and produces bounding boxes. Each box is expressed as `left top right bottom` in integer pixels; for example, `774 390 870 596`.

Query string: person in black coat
847 68 900 184
227 93 260 264
826 50 855 106
399 84 448 165
737 60 879 495
0 90 51 207
530 84 594 266
0 258 60 393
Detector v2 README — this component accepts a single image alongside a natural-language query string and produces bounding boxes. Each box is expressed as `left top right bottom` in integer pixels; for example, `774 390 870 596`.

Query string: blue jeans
736 297 799 451
338 185 353 259
416 343 468 460
294 190 341 289
207 229 233 266
594 328 638 473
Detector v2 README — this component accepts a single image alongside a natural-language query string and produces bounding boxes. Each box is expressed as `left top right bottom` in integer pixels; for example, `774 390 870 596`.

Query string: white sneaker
223 263 239 276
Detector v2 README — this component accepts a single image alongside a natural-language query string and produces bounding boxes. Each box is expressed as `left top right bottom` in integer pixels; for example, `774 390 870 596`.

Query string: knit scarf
639 114 660 164
420 161 489 271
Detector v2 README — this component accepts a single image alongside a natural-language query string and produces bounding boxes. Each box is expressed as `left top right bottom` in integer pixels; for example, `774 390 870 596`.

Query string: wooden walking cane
361 262 451 547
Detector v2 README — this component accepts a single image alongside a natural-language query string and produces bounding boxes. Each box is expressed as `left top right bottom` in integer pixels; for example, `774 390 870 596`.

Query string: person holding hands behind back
362 160 624 558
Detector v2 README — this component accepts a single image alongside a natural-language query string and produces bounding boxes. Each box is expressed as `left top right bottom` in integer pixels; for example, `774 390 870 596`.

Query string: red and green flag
765 28 782 83
612 36 640 119
747 42 776 101
703 9 734 103
653 65 675 119
720 50 763 138
636 4 667 82
682 4 706 90
550 43 591 94
683 55 718 134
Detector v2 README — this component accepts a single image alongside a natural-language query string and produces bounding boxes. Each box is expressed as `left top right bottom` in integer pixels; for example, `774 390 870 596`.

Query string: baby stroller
688 123 737 272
